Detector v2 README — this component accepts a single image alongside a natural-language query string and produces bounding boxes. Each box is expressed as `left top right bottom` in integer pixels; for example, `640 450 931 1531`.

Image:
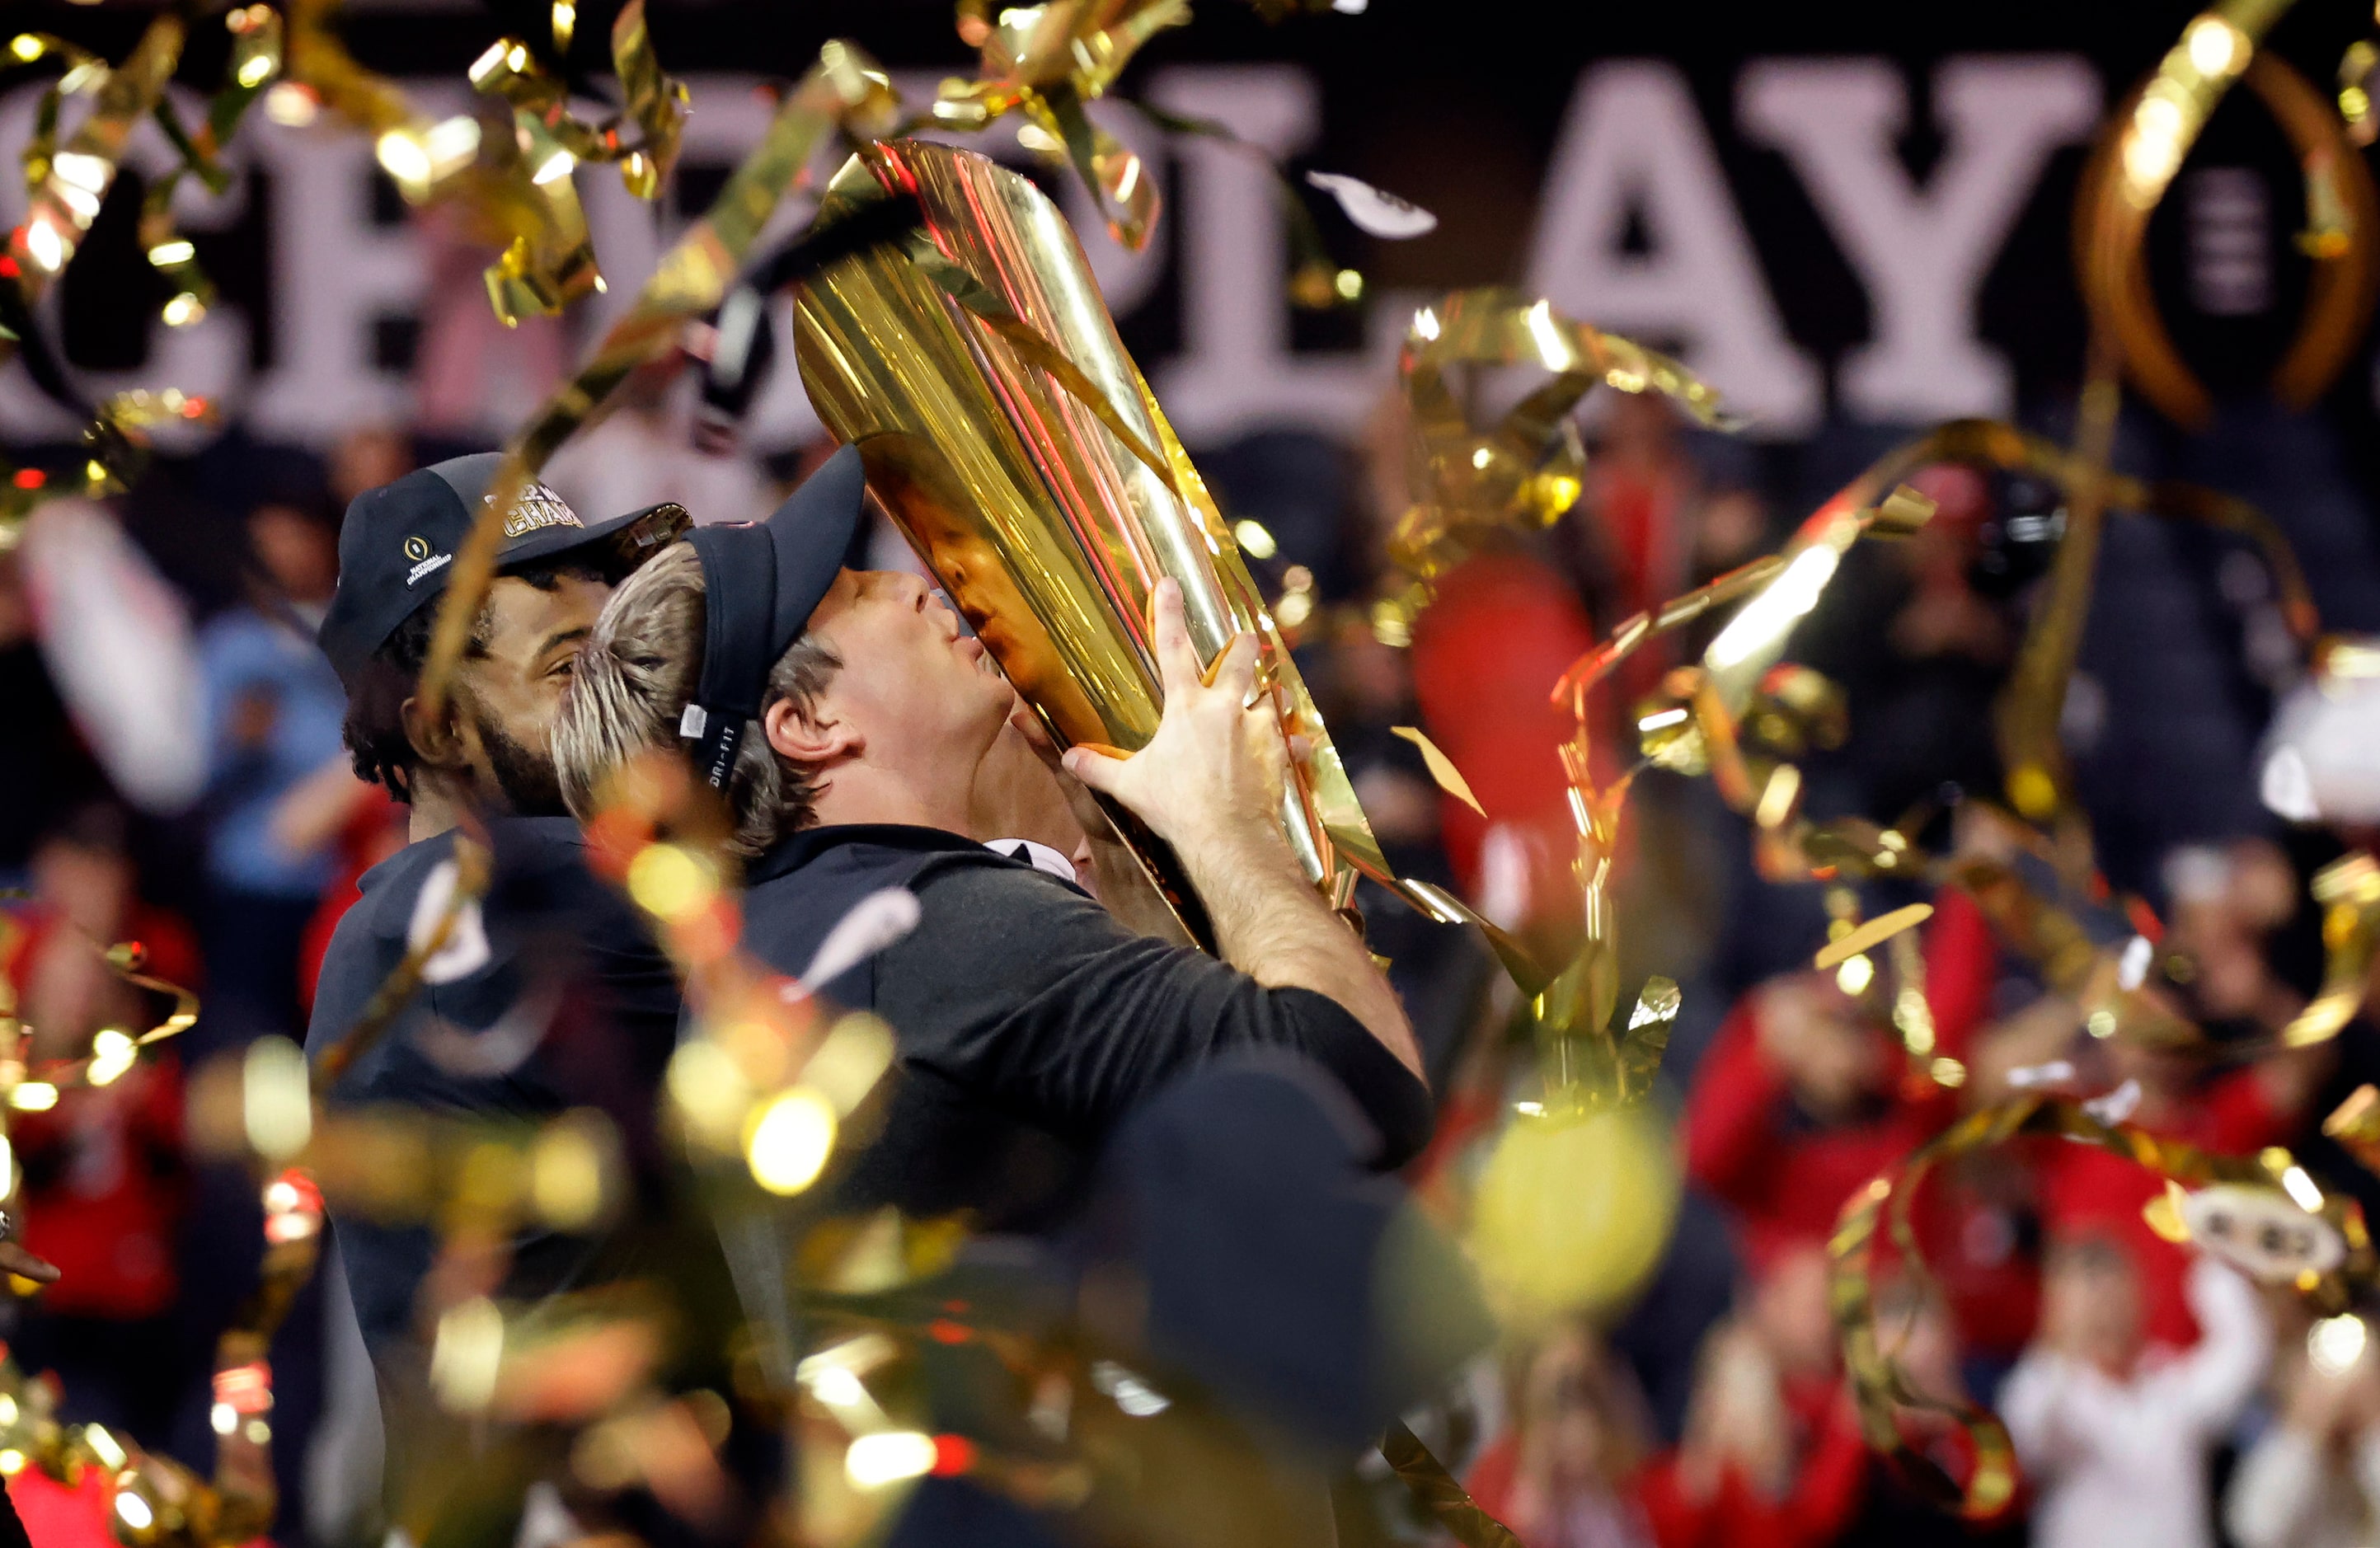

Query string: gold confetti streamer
2325 1083 2380 1173
287 0 691 330
932 1 1186 251
1786 418 2321 647
1529 971 1682 1116
9 31 106 222
1510 476 1933 1125
2283 855 2380 1047
1586 411 2323 884
0 384 218 530
1379 1421 1524 1548
2007 0 2298 827
1389 725 1485 816
415 45 894 728
1700 484 1935 716
475 103 601 327
1392 287 1738 589
6 13 184 303
1833 1095 2373 1518
138 5 283 333
281 0 414 134
1814 903 1936 972
608 0 688 199
467 2 690 201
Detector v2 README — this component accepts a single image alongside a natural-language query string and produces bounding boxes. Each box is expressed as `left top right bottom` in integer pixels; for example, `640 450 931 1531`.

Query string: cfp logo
401 532 452 587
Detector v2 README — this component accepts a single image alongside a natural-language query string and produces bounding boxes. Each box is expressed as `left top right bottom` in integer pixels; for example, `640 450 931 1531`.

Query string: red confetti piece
930 1434 976 1476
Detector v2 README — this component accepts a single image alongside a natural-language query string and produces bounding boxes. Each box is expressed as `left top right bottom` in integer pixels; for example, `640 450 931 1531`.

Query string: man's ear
400 693 468 771
763 697 859 770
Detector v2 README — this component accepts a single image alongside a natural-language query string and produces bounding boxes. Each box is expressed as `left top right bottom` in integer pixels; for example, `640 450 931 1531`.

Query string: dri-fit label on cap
498 481 582 537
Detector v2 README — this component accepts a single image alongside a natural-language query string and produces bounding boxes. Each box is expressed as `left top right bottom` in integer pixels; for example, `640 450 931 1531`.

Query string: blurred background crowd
9 353 2380 1548
14 2 2380 1546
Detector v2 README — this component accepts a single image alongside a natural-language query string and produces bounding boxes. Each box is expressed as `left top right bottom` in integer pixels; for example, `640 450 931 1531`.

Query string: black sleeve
0 1472 28 1548
875 861 1433 1166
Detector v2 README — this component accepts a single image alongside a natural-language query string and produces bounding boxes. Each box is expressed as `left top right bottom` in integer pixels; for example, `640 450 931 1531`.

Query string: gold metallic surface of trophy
791 138 1396 946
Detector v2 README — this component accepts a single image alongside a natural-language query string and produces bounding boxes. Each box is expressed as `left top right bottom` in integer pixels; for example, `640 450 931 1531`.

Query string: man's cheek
531 675 573 720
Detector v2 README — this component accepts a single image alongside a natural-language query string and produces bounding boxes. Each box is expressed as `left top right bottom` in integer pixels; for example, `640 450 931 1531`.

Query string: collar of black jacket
744 823 992 887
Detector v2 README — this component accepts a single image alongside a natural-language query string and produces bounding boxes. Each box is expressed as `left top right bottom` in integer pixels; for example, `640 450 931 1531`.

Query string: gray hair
555 542 841 857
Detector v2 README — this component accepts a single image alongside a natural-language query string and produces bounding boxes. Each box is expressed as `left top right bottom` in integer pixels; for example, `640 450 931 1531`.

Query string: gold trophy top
792 138 1395 942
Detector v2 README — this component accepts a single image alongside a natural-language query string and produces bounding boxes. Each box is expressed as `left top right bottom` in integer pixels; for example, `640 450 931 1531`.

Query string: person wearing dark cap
553 450 1489 1548
304 456 699 1452
554 445 1432 1231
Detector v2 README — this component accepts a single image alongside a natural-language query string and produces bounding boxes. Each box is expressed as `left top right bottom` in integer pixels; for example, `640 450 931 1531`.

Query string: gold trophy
792 138 1400 946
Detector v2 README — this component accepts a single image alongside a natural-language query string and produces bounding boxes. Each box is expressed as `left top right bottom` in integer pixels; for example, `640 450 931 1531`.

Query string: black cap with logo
317 453 688 688
678 444 869 789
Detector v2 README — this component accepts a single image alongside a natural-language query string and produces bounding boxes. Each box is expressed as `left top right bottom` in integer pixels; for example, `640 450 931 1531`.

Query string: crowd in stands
3 361 2379 1547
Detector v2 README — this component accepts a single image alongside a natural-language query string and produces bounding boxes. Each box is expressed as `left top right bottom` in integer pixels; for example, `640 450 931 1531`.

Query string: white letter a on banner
1525 60 1821 438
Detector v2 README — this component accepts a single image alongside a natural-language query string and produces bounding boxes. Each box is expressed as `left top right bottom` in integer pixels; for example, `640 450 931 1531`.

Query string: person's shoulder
747 824 1005 893
341 830 462 934
912 847 1086 902
312 883 394 974
306 883 408 1061
487 814 596 870
903 850 1128 955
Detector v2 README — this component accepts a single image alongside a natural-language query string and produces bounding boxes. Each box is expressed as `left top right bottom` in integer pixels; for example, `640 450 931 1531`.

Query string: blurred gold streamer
932 1 1189 250
285 0 692 327
139 5 284 334
1391 288 1738 593
2284 855 2380 1047
1833 1095 2372 1518
6 12 182 304
2003 0 2296 830
1379 1421 1524 1548
414 46 896 728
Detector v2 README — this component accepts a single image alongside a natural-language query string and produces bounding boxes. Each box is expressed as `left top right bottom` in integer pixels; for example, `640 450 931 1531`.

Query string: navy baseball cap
678 444 868 790
317 454 689 687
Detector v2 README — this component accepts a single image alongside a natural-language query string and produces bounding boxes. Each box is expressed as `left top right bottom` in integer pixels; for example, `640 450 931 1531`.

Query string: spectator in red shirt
1636 1239 1870 1548
2025 840 2327 1348
1406 548 1598 954
1467 1321 1659 1548
1835 1275 2028 1547
1685 886 2045 1371
1 803 196 1447
1684 887 1994 1236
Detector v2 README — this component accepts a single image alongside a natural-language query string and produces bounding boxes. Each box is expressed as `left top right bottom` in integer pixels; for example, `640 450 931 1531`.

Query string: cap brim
762 445 868 646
